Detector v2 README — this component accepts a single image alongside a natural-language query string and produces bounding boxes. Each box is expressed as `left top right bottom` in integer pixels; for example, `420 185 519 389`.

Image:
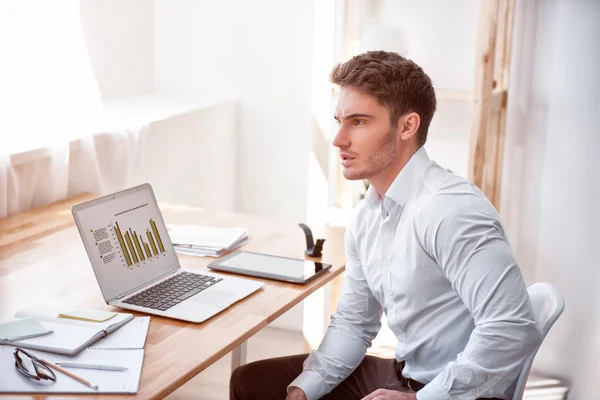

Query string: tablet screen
208 251 330 282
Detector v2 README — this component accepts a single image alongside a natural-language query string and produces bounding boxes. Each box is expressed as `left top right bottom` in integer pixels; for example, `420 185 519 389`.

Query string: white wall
8 107 236 221
363 0 478 92
425 98 472 176
80 0 154 101
131 103 238 212
358 0 478 178
501 0 600 397
153 0 315 223
80 0 240 212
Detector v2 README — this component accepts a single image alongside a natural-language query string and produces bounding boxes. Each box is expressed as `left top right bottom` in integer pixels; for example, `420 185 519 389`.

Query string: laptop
71 183 264 323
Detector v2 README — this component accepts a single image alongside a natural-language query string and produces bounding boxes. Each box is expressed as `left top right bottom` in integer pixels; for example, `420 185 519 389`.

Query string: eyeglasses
13 348 56 384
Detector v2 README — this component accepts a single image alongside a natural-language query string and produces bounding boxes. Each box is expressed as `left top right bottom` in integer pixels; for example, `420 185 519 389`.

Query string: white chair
512 283 565 400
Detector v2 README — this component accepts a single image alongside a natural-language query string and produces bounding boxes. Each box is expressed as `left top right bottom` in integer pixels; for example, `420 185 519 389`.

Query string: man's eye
334 119 341 126
353 119 366 126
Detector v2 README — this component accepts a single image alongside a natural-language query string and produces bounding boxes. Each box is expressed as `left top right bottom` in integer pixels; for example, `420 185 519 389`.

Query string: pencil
40 358 99 390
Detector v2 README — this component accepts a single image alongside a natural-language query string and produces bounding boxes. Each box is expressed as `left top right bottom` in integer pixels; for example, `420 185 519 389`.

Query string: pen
55 362 128 371
40 359 99 390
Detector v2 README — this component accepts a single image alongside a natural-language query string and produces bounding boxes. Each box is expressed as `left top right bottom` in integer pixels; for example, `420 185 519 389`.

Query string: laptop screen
72 184 180 301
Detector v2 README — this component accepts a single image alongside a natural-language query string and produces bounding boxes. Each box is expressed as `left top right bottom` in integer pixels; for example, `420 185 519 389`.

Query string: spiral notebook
0 306 136 355
88 316 150 350
0 317 149 394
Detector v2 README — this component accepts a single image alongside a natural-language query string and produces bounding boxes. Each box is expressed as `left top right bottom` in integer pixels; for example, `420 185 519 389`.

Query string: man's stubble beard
344 127 399 181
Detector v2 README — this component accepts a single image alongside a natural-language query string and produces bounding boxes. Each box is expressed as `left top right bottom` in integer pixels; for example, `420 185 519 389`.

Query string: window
0 0 103 156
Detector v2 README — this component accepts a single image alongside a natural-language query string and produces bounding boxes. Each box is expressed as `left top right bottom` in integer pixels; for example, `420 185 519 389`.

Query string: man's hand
286 386 308 400
361 388 417 400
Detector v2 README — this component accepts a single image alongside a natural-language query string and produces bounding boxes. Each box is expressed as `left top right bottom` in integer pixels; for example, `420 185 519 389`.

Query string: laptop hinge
111 268 180 302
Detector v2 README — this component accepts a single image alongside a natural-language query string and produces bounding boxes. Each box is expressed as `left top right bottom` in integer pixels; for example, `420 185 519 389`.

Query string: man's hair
330 51 437 145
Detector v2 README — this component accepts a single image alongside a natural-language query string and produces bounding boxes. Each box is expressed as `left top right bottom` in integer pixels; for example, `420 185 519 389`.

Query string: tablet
207 251 332 284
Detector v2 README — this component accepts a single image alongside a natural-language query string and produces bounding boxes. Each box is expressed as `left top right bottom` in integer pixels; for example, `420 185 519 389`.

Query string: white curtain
0 0 145 218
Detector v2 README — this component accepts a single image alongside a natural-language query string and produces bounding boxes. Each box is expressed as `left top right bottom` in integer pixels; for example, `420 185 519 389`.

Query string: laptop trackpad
190 289 237 308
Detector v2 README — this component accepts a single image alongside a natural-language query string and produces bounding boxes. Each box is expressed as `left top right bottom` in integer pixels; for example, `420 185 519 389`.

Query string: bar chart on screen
75 186 180 297
90 214 169 270
113 218 166 266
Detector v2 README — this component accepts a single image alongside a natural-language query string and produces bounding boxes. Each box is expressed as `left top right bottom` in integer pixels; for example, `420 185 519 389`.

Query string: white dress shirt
289 147 543 400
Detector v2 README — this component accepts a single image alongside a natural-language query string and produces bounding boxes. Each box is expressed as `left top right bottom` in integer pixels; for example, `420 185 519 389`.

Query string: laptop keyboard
123 272 223 311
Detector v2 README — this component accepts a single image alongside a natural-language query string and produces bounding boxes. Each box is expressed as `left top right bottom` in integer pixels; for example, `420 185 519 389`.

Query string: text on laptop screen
76 187 179 300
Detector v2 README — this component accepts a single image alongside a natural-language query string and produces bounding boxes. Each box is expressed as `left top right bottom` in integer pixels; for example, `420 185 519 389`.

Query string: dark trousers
230 354 504 400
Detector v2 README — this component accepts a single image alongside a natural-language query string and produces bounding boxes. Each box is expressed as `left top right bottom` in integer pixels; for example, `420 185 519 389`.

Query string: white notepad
0 345 144 394
0 306 135 355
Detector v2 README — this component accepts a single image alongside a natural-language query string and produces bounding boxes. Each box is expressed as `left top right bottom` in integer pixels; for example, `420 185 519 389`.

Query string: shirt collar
364 146 432 211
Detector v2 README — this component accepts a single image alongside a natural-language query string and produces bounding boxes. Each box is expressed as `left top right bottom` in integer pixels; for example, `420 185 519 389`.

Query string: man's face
333 87 400 181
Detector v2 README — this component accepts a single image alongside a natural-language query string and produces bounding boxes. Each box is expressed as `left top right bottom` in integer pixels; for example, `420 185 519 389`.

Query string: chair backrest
512 283 565 400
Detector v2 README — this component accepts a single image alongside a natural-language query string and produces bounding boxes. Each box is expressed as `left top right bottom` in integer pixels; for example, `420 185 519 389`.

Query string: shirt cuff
416 378 452 400
288 370 328 400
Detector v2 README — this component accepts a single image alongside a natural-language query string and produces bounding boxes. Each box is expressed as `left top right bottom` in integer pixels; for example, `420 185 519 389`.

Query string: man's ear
398 112 421 141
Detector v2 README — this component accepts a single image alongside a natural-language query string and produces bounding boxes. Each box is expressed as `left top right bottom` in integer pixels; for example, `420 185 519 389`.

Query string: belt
403 376 425 392
392 361 504 399
394 360 425 392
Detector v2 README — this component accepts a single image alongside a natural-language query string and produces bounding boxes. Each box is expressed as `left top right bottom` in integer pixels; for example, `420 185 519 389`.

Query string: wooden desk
0 194 346 399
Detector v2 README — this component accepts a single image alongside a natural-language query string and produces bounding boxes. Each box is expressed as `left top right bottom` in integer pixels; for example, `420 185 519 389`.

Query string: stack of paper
167 224 249 257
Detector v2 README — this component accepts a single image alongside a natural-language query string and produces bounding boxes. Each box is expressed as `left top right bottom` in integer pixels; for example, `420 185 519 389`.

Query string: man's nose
332 128 349 148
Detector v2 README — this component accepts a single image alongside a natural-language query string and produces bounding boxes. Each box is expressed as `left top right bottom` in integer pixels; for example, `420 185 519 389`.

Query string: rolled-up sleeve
416 191 543 400
288 227 383 400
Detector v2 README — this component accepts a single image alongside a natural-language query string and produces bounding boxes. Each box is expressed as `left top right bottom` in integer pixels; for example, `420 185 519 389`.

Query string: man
230 51 543 400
